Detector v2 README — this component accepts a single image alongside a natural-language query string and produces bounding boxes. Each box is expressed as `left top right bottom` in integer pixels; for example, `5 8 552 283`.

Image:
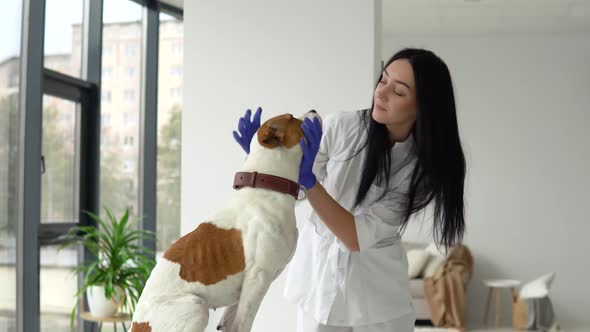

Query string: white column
183 2 381 331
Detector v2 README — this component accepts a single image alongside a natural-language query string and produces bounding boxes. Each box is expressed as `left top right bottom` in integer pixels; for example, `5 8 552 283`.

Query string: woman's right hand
233 107 262 154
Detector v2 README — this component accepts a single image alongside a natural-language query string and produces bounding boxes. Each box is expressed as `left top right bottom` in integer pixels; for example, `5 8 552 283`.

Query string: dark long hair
354 48 466 250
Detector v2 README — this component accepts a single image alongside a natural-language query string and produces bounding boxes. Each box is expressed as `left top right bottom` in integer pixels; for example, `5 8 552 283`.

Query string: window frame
16 0 182 331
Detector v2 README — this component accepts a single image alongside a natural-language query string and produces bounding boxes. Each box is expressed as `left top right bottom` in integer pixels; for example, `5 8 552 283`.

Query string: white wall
183 2 381 331
384 33 590 328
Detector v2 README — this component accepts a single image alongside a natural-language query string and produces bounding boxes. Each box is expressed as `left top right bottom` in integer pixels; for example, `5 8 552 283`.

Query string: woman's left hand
299 117 323 190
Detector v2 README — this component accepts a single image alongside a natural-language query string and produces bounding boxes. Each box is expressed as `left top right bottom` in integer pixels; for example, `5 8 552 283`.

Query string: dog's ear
282 119 304 148
257 122 285 148
257 114 304 149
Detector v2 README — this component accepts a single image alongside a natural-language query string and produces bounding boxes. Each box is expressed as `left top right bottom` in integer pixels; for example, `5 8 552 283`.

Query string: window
40 95 80 330
9 72 19 87
170 64 183 77
157 13 183 253
123 136 135 147
102 113 111 127
102 67 113 79
102 90 112 102
170 87 182 101
14 0 182 330
101 0 142 222
0 2 22 329
124 112 136 127
125 44 137 57
59 111 72 123
41 96 78 224
44 0 83 78
125 66 135 78
102 134 112 147
171 41 182 54
124 89 135 102
123 160 135 173
40 246 78 331
104 45 113 56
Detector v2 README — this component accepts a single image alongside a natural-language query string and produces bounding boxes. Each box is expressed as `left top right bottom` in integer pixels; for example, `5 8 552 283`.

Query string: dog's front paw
217 321 240 332
217 323 234 332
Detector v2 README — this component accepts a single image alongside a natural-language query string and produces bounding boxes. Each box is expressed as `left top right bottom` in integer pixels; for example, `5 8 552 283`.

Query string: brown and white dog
130 111 321 332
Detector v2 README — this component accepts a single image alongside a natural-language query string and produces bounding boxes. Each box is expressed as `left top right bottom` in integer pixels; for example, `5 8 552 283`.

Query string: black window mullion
78 0 103 330
129 0 183 20
138 4 159 260
43 69 94 103
79 0 102 226
17 0 46 331
157 2 183 19
38 223 80 245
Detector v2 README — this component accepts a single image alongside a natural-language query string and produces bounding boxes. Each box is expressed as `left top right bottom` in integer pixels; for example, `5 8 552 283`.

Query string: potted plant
55 208 156 329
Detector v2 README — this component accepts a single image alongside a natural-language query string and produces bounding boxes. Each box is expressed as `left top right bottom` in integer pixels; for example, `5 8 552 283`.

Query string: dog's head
257 110 321 149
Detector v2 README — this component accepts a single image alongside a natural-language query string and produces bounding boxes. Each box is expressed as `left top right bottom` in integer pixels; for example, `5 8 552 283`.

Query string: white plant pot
86 285 123 317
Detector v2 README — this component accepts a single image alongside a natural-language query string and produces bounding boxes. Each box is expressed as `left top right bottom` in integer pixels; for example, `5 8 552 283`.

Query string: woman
233 48 466 332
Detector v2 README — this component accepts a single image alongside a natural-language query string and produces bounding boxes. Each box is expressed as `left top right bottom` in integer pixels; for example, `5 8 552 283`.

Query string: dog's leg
218 267 286 332
216 303 237 331
231 266 274 332
182 302 208 332
151 295 209 332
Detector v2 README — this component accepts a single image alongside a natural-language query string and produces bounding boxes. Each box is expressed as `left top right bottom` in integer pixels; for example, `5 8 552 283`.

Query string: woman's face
372 59 417 133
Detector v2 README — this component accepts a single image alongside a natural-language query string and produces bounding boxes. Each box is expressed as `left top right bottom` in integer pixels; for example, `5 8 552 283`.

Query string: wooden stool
80 311 131 332
482 279 521 326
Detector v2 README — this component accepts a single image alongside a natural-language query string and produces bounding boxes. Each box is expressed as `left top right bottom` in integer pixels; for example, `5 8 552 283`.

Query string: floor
466 328 588 332
415 324 590 332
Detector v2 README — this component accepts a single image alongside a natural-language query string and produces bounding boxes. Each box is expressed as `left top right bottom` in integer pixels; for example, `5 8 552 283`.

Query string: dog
130 110 321 332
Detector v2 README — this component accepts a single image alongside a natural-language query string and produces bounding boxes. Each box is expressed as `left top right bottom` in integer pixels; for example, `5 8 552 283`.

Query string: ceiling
159 1 590 35
382 0 590 36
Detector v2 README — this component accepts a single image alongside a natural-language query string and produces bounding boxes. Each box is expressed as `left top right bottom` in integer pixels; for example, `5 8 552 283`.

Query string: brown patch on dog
257 113 304 149
163 222 246 285
131 321 152 332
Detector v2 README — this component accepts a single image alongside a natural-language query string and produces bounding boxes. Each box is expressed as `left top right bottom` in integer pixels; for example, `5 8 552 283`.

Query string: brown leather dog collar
233 171 301 199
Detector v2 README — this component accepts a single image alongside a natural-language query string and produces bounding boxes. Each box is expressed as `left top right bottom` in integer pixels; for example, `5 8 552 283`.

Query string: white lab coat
284 110 417 327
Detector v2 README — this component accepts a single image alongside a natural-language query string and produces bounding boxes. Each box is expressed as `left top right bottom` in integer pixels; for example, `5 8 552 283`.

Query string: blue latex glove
232 107 262 154
299 117 323 190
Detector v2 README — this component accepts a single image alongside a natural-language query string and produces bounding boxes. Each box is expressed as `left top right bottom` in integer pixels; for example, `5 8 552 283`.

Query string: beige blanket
423 244 473 328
